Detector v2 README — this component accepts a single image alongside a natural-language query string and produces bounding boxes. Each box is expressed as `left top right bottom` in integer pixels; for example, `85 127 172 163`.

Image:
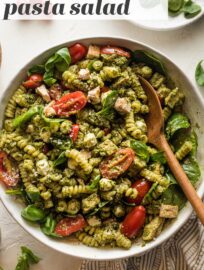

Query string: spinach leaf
12 106 41 128
43 48 71 86
132 50 166 75
41 215 61 238
21 205 46 222
27 64 45 76
165 113 190 140
97 91 118 120
182 157 201 186
161 185 186 210
195 60 204 86
15 246 40 270
151 151 167 164
53 151 67 167
130 140 149 161
182 0 202 18
87 175 101 191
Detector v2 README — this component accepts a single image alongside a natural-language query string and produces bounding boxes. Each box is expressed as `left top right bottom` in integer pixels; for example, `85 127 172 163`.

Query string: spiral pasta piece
175 141 193 160
125 111 142 139
62 185 91 198
76 232 99 247
140 169 169 187
116 232 131 249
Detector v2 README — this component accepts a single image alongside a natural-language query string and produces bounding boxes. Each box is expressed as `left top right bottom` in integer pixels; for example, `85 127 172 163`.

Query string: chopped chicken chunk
78 69 90 80
87 45 101 59
87 86 101 104
114 97 131 114
36 84 51 103
159 204 178 219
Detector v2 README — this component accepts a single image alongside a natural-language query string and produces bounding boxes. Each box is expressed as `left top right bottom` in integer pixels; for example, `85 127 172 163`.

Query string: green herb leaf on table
21 205 46 222
15 246 40 270
43 48 71 86
97 91 118 120
130 140 149 162
132 50 166 75
195 60 204 86
182 0 202 18
151 151 167 164
165 113 190 140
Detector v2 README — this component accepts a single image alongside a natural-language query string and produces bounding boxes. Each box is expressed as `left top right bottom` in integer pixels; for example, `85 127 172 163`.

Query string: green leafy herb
53 151 67 167
165 113 190 140
151 151 167 164
182 157 201 186
43 48 71 86
38 106 65 124
87 175 101 191
6 189 23 195
12 106 40 128
195 60 204 86
132 50 166 75
168 0 184 12
88 201 109 216
41 215 61 238
130 140 149 161
15 246 40 270
182 0 201 18
161 185 186 210
97 91 118 120
21 205 46 222
165 170 177 185
26 190 40 203
27 65 45 76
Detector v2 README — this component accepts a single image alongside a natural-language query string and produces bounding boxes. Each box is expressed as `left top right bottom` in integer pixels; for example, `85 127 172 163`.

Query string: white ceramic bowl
0 37 204 260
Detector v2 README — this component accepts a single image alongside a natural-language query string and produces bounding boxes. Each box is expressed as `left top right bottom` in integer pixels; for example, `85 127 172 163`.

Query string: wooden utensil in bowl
140 76 204 225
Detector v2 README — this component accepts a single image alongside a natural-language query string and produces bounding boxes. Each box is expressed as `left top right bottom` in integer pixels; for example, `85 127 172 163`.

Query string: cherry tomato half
121 206 146 238
100 148 135 179
69 43 87 64
23 74 43 89
52 91 87 117
0 151 19 187
127 179 152 205
54 215 86 237
69 124 79 142
101 46 131 58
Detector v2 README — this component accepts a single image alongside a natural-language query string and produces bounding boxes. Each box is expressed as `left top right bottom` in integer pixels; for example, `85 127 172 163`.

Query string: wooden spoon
139 76 204 225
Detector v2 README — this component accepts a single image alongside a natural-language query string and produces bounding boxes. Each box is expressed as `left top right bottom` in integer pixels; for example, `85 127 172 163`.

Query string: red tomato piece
52 91 87 117
23 74 43 89
101 46 131 58
69 43 87 64
0 151 19 187
69 124 79 142
127 179 152 205
121 206 146 238
54 215 86 237
100 148 135 179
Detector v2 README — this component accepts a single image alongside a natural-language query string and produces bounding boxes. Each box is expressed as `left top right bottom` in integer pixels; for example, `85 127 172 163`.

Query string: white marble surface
0 18 204 269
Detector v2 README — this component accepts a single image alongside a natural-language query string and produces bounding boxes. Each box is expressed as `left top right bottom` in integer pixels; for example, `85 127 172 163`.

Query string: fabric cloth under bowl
81 215 204 270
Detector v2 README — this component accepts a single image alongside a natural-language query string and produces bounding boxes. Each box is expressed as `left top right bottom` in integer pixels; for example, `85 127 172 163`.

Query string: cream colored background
0 19 204 269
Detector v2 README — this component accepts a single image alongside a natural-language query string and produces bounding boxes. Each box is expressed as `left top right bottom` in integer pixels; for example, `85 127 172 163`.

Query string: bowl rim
0 35 204 260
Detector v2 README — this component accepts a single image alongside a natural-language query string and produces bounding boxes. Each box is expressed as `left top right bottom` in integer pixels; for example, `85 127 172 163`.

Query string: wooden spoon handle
156 134 204 225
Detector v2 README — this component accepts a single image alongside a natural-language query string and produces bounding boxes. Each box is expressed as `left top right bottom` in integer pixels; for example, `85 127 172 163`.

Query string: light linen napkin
80 215 204 270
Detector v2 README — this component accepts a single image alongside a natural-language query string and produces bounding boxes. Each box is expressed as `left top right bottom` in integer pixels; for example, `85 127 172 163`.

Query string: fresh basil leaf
12 106 41 128
88 201 109 216
87 175 101 191
182 157 201 186
15 246 40 270
195 60 204 86
21 205 46 222
97 91 118 120
168 0 184 12
130 140 149 161
151 151 167 164
161 185 186 210
53 151 67 167
27 64 45 76
41 215 61 238
43 48 71 86
182 0 201 18
165 170 177 185
165 113 190 140
132 50 166 75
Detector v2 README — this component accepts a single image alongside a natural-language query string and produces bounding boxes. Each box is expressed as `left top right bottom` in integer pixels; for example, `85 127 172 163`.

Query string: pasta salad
0 43 200 249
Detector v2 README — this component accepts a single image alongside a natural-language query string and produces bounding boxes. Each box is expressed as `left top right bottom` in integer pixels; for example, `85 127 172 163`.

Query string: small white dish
0 36 204 260
131 1 204 31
